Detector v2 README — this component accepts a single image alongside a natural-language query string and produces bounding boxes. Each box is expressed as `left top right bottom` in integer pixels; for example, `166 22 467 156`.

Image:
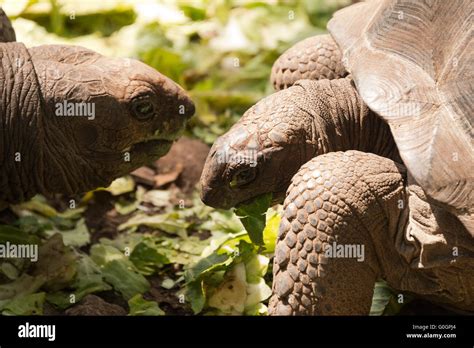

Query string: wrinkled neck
30 54 101 196
300 78 400 162
0 43 45 203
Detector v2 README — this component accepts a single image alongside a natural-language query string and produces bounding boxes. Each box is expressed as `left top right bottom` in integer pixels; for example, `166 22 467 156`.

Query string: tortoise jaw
151 127 185 142
125 127 184 157
237 190 285 208
201 187 286 210
129 139 173 158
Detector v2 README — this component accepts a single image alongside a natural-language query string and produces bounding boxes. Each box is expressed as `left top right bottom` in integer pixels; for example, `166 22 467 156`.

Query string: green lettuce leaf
130 240 170 275
1 292 46 316
128 294 164 316
101 260 150 300
234 193 272 246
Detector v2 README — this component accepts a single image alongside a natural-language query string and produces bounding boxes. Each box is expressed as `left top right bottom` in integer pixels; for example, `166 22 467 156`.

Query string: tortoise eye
132 97 155 121
230 167 257 188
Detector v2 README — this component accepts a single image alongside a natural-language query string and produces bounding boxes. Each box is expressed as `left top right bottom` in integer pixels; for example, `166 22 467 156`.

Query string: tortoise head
200 86 316 209
29 45 194 194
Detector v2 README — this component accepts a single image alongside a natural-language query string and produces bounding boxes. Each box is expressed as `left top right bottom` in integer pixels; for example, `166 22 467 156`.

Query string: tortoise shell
328 0 473 235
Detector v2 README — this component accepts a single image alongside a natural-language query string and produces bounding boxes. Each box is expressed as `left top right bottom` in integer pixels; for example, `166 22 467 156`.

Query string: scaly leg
270 34 348 91
269 150 407 315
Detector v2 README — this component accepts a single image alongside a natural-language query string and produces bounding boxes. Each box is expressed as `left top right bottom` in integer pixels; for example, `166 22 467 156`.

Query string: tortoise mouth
130 139 173 157
204 189 285 210
127 127 184 158
237 190 286 208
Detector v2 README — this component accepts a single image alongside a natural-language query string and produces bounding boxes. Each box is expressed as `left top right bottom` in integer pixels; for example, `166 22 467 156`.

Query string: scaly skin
201 78 399 209
270 151 403 314
271 34 347 90
0 34 194 204
269 151 474 315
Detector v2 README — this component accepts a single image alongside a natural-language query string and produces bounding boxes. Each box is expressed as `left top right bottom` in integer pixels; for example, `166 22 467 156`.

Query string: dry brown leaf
154 163 183 187
131 167 156 186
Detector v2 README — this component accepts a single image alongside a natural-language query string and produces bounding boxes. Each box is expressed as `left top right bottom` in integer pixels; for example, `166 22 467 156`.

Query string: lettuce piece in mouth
234 193 272 246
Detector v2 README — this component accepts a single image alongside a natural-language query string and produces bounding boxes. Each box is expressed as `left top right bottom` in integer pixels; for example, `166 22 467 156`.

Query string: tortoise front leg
270 34 348 91
269 151 407 315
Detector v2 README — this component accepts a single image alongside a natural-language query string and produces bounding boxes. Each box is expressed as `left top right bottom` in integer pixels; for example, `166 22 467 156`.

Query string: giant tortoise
201 0 473 315
0 8 194 207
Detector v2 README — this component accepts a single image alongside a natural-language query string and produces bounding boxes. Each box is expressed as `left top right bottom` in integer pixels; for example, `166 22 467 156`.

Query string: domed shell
328 0 473 235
